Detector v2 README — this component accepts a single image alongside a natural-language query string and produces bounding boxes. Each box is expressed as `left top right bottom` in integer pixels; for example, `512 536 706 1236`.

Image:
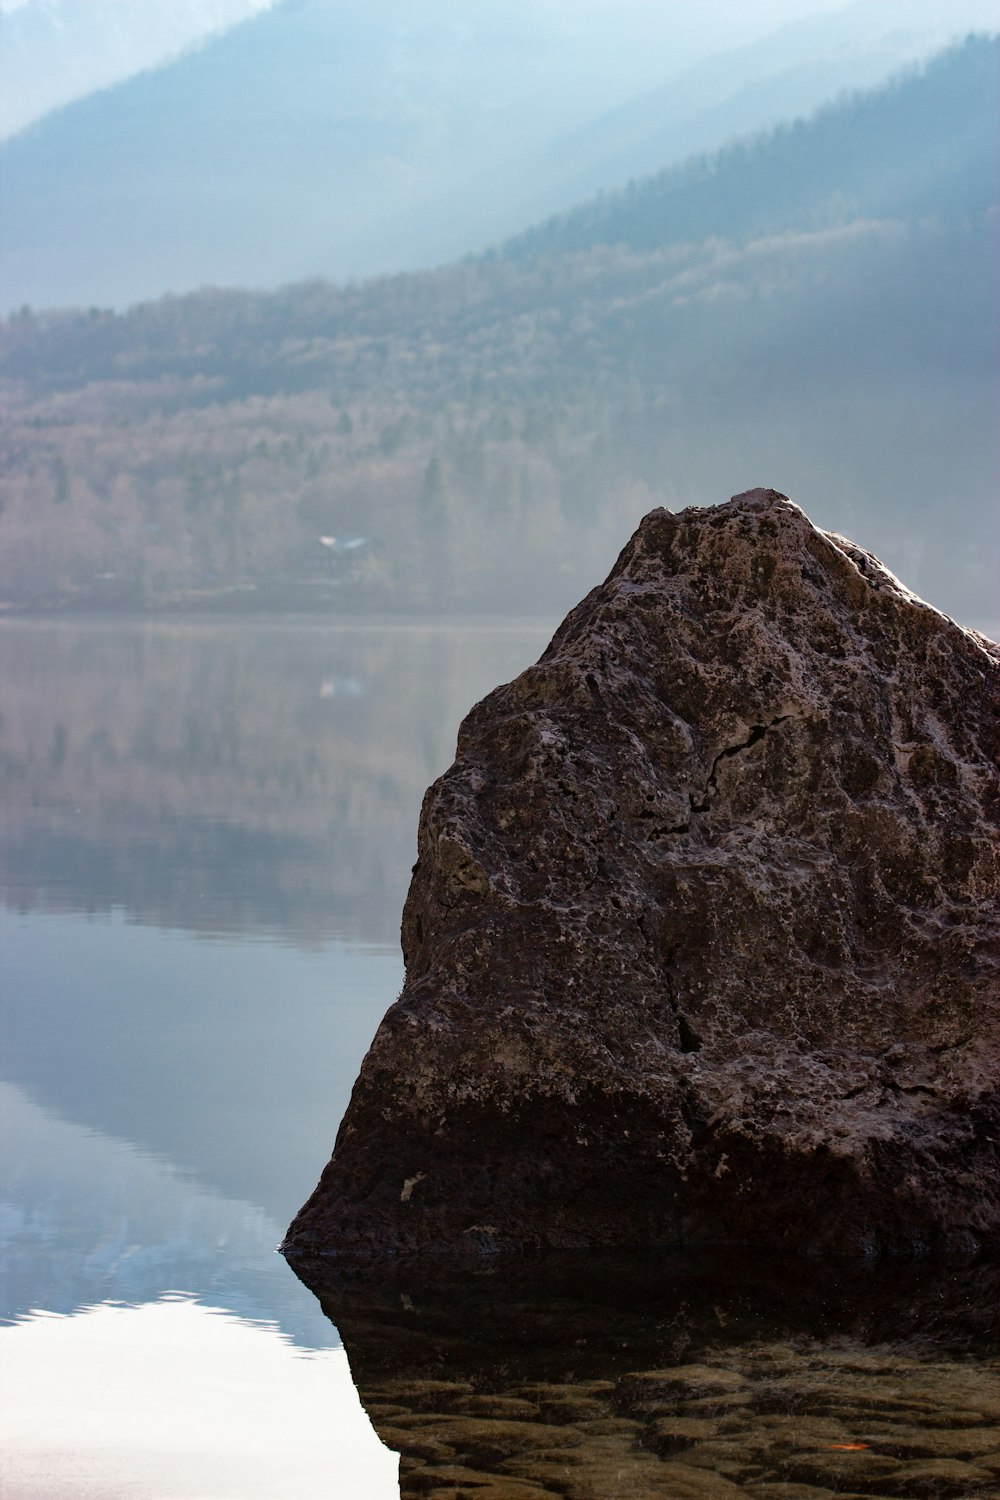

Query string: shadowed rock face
284 490 1000 1261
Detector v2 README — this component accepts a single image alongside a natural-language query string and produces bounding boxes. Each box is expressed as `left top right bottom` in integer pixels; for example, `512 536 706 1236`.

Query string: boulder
284 489 1000 1261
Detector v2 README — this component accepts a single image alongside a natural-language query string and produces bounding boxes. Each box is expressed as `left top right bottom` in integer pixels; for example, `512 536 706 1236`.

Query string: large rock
284 490 1000 1261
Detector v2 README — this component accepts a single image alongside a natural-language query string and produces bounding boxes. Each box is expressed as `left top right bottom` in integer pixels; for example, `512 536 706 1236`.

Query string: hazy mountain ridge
0 0 278 140
504 2 994 227
1 0 993 310
1 37 997 621
503 35 998 259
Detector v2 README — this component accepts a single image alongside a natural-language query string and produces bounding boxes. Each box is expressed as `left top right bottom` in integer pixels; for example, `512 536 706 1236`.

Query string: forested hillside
1 37 996 620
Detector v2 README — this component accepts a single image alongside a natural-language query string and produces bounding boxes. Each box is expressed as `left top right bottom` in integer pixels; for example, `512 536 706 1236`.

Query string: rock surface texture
285 490 1000 1261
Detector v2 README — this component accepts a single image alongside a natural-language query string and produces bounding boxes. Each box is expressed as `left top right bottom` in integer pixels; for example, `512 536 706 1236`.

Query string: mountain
1 37 997 622
1 0 994 310
0 0 277 141
484 0 1000 235
506 32 998 260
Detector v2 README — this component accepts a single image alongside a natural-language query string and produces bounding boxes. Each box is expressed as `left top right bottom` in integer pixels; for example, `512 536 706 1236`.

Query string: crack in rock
689 715 792 815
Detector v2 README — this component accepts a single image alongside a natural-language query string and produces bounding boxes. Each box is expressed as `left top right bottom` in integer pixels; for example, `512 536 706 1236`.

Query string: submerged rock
285 490 1000 1261
300 1252 1000 1498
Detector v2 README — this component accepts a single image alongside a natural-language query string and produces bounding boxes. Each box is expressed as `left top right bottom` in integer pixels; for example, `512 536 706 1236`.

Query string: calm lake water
1 617 997 1499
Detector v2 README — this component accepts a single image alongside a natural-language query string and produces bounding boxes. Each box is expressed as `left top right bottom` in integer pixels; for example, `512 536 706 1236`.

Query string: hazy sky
2 0 996 140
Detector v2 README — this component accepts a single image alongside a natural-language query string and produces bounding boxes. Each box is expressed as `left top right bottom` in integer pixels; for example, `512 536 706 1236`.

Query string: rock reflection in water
293 1252 1000 1498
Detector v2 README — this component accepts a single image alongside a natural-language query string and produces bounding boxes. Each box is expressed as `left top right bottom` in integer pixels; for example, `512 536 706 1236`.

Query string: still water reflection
1 618 997 1499
0 617 550 1496
1 1299 398 1499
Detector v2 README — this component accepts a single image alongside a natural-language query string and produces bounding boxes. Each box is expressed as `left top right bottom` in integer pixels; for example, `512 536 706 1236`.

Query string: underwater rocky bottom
289 1249 1000 1499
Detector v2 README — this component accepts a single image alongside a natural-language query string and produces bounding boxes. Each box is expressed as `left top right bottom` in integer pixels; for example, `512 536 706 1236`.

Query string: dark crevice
885 1079 938 1097
664 953 701 1054
690 714 791 815
676 1083 707 1141
675 1012 702 1054
930 1035 972 1055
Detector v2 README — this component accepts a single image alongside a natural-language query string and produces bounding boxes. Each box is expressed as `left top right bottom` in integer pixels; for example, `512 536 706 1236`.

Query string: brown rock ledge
284 489 1000 1261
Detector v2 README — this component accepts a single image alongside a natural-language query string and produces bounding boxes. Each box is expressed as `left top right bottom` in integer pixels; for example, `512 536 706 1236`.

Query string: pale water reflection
0 1298 399 1498
0 1079 332 1341
0 617 554 946
1 909 404 1221
0 618 551 1498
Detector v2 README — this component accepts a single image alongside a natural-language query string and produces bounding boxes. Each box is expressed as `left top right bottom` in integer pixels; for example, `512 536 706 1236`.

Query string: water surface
0 616 551 1497
1 616 997 1499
